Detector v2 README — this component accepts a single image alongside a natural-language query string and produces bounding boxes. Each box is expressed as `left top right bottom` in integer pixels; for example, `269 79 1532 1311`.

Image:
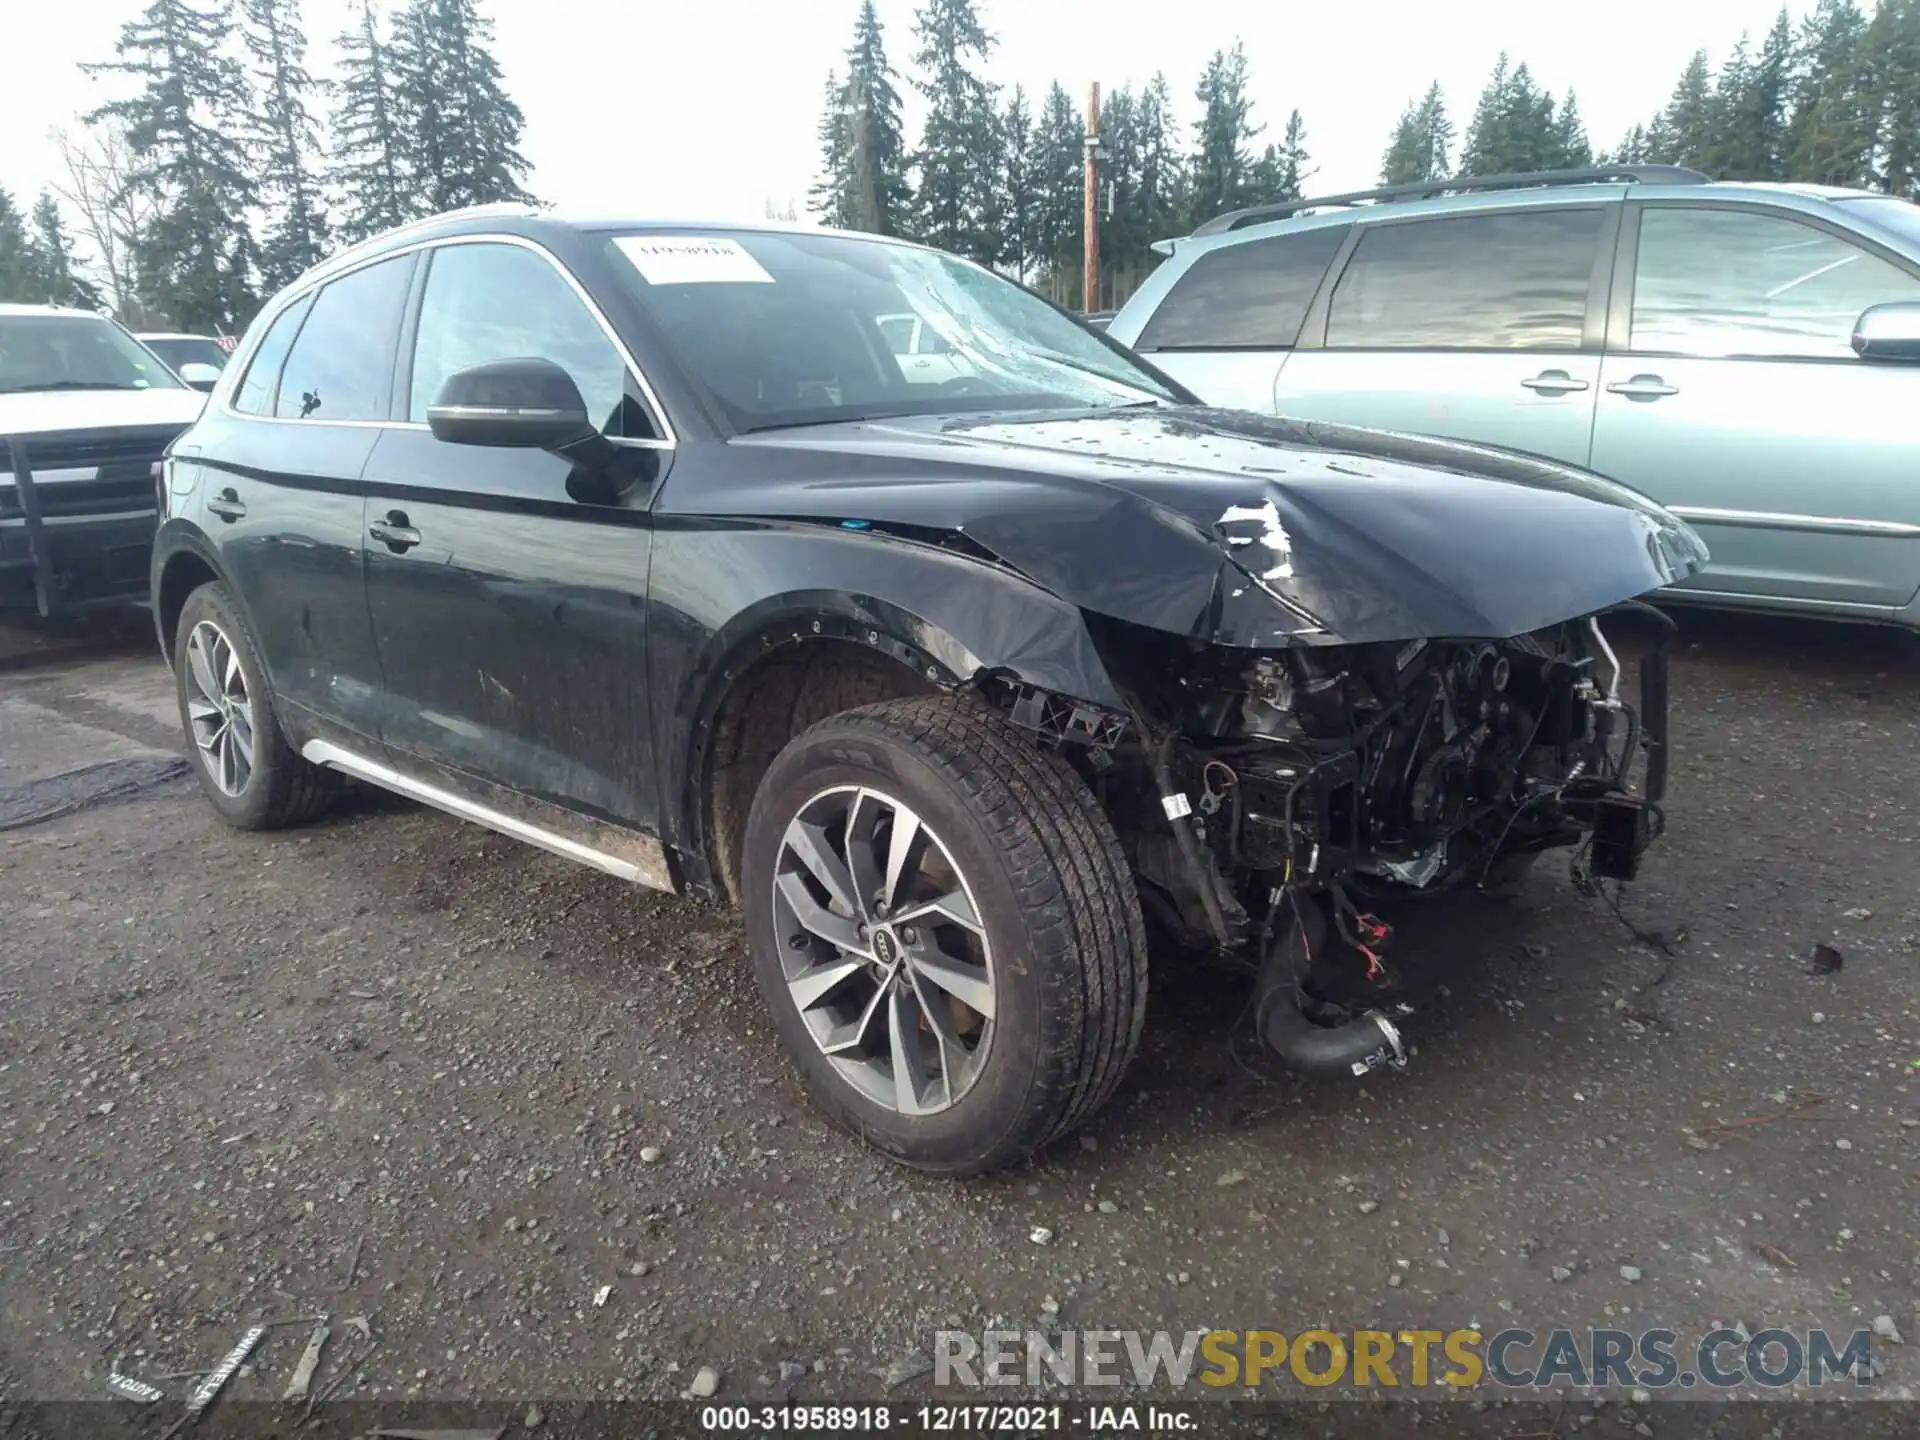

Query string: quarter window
1326 208 1604 351
1629 207 1920 359
275 256 413 421
1137 225 1348 350
231 293 313 416
409 242 644 437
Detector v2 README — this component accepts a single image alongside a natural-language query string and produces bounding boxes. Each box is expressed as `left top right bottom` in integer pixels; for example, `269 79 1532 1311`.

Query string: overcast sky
6 0 1810 248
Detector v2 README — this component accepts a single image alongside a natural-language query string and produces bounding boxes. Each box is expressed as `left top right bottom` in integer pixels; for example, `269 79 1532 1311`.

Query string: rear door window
1136 226 1348 350
1326 208 1605 350
274 254 414 421
1629 206 1920 358
231 294 314 416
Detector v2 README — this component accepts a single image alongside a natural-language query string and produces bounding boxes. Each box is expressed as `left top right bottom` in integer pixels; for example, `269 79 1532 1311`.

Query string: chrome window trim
218 232 677 449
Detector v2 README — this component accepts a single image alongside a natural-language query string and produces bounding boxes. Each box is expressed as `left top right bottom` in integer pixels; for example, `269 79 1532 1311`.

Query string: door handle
206 488 246 522
368 510 422 552
1606 374 1680 400
1520 370 1590 395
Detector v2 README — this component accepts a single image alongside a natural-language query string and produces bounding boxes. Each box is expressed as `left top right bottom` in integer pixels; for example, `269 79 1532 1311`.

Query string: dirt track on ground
0 608 1915 1429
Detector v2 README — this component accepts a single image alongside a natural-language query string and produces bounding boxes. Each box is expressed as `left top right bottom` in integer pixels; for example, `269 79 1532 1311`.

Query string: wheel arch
668 583 1123 904
152 524 232 659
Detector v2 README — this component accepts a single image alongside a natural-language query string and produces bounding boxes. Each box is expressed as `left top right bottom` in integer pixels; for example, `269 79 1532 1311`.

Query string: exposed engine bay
1004 603 1673 1082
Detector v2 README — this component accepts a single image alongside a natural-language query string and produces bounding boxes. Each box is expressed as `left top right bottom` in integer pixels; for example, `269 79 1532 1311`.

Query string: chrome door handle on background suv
1606 375 1680 400
206 488 246 522
1520 370 1590 395
369 510 422 552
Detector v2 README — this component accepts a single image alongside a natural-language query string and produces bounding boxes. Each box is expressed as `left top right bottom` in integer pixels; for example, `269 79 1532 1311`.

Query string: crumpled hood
0 385 205 440
724 406 1709 646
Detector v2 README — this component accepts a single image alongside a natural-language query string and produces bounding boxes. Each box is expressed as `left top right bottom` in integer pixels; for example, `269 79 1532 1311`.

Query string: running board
301 740 675 892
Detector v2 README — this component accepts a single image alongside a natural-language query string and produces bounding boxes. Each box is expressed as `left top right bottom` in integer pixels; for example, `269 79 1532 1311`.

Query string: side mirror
179 362 222 391
1851 301 1920 363
426 357 593 449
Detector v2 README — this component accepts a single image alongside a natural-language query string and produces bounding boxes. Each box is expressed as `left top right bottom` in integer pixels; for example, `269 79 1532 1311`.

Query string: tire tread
805 694 1148 1161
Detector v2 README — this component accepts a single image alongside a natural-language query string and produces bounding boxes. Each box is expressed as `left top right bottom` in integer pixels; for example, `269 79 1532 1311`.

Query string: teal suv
1109 165 1920 630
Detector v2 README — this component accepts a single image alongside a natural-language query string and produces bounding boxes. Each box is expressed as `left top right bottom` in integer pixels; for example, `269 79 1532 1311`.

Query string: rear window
1326 208 1605 351
1136 226 1348 350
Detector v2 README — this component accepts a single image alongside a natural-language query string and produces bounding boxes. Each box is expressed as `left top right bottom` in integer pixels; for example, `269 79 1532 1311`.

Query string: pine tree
1000 85 1037 279
83 0 260 331
1381 82 1451 184
241 0 327 286
810 69 856 228
29 194 106 308
1787 0 1875 185
1875 0 1920 195
1132 73 1185 248
0 192 34 302
330 0 412 241
909 0 999 262
1648 51 1716 168
1551 90 1593 168
1096 85 1141 297
389 0 534 214
1189 42 1260 224
839 0 911 235
1460 54 1513 173
1030 82 1083 296
1274 109 1311 199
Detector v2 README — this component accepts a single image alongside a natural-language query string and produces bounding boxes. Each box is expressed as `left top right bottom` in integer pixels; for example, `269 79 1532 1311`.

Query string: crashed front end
956 414 1710 1080
1066 606 1673 1078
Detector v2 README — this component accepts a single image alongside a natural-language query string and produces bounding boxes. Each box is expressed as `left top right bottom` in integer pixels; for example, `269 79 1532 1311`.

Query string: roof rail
1189 165 1711 238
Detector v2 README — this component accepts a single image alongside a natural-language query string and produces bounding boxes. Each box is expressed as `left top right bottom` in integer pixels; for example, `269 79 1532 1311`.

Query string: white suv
1 304 206 615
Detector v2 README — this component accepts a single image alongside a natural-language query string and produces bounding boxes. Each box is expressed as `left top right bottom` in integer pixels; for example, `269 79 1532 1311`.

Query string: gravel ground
0 606 1915 1427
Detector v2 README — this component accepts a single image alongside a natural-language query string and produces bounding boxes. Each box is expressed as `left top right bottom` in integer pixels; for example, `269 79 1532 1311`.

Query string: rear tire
741 694 1148 1175
173 582 339 830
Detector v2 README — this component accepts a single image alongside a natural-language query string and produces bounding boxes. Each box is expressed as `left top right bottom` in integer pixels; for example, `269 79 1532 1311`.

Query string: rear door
360 237 669 835
1591 201 1920 609
204 253 415 742
1125 224 1349 413
1274 203 1617 469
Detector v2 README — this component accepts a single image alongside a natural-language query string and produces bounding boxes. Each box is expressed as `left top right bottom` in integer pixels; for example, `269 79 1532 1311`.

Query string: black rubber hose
1261 1002 1407 1079
1252 895 1408 1078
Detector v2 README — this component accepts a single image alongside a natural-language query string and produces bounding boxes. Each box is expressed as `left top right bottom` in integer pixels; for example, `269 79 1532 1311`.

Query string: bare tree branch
48 120 160 324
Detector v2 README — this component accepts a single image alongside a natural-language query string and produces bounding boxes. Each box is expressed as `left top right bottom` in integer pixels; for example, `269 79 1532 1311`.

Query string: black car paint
153 211 1706 896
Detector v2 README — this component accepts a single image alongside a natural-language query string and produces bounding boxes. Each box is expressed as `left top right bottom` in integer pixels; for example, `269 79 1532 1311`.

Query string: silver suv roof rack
1189 165 1712 238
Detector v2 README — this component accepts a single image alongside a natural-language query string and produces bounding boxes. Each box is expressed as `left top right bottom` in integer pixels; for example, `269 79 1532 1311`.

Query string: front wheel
740 695 1148 1174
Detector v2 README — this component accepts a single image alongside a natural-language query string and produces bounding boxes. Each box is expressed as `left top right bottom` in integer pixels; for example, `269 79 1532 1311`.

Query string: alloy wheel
772 785 996 1115
184 620 256 798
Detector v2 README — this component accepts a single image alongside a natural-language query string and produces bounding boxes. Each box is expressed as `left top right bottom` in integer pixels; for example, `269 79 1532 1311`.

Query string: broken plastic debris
280 1319 329 1402
593 1284 612 1308
105 1370 165 1404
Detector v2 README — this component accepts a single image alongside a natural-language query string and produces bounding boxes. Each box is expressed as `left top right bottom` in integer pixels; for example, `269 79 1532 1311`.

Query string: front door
360 238 669 833
1591 202 1920 610
1274 204 1615 470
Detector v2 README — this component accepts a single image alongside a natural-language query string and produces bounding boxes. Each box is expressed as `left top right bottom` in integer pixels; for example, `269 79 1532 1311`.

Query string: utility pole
1083 81 1104 314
